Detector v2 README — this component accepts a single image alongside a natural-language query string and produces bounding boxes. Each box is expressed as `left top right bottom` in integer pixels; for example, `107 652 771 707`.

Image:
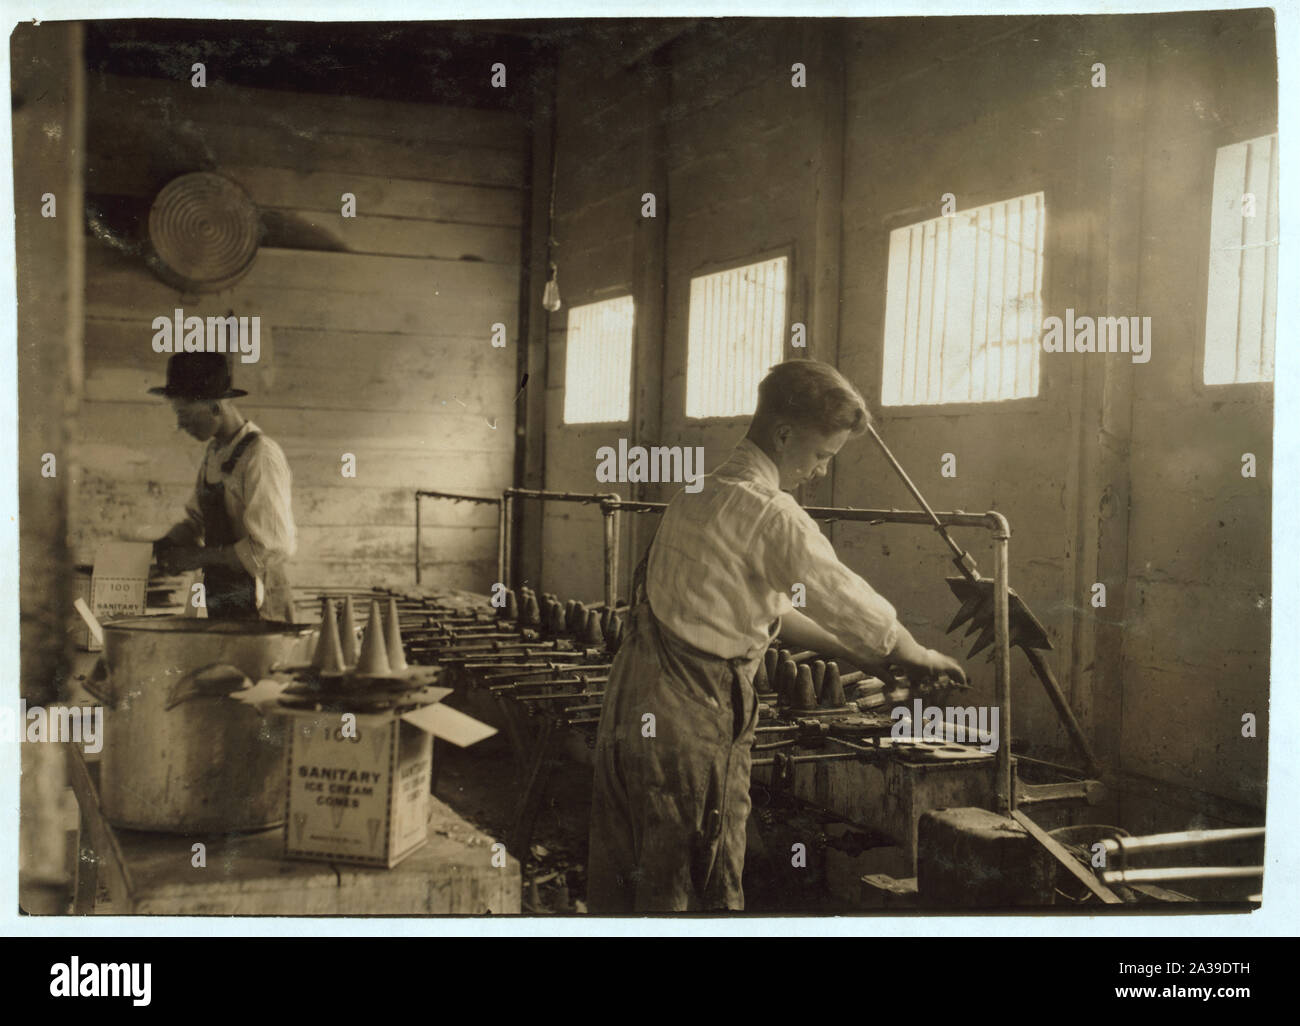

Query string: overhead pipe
602 496 998 531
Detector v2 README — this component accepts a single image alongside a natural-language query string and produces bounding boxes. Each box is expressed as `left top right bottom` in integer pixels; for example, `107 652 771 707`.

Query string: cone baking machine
402 480 1120 896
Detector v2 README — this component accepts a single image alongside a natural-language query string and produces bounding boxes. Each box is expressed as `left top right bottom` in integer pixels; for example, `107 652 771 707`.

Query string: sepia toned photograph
12 10 1275 922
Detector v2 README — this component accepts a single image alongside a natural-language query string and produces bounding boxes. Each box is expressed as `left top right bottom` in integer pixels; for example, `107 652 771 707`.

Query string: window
881 192 1045 406
562 295 635 424
685 255 788 418
1204 134 1278 385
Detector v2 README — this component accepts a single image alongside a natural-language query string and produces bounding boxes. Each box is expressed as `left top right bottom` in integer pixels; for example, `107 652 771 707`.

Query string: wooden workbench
65 745 521 915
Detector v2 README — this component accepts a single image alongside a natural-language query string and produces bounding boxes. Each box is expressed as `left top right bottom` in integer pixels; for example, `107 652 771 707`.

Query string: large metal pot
87 616 314 833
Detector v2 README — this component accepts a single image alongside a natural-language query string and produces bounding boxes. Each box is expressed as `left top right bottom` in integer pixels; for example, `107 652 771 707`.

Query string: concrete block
917 806 1056 908
755 750 997 872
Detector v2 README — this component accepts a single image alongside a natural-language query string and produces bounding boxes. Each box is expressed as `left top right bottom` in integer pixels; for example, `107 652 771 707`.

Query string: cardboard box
77 542 153 650
283 700 496 869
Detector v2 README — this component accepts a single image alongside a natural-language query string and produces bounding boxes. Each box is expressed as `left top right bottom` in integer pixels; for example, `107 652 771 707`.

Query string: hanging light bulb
542 261 562 313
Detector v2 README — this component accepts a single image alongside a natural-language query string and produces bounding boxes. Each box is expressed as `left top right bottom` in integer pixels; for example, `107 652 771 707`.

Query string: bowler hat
148 352 247 400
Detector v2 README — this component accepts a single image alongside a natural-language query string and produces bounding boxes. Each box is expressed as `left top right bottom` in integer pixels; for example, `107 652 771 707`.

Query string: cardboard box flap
93 541 153 579
231 683 456 715
401 703 497 747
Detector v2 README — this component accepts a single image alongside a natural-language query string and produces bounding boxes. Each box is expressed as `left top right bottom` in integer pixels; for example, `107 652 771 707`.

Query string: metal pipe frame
598 497 998 531
502 493 514 591
504 487 620 504
503 488 622 610
412 490 504 587
414 487 618 606
602 503 620 613
988 511 1013 813
419 486 1019 815
498 498 510 591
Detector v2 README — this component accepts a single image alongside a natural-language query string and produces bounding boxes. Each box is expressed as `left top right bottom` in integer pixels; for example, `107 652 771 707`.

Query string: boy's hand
887 629 968 687
914 648 968 688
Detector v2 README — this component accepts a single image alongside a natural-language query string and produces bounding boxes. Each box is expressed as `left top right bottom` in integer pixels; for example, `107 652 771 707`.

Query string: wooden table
65 745 520 915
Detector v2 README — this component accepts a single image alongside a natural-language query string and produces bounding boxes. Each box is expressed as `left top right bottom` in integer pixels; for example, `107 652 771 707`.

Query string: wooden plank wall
76 73 526 590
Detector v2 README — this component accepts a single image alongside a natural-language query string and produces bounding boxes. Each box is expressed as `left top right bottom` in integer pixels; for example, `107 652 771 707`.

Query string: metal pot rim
102 615 311 637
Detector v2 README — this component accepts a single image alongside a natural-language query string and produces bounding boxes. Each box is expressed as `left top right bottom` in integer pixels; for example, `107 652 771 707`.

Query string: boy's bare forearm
781 610 967 685
779 609 890 672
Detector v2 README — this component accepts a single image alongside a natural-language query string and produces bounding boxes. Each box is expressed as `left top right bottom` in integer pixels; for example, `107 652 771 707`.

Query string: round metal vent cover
148 172 261 292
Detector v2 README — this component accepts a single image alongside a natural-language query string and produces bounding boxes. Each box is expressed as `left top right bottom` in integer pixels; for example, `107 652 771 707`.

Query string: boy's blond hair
752 360 870 436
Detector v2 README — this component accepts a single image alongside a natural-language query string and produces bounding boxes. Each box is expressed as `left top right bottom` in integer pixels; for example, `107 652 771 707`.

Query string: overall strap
220 431 261 474
630 522 663 607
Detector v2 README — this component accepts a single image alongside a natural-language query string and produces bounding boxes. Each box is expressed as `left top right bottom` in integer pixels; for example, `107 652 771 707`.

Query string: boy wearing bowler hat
149 352 297 621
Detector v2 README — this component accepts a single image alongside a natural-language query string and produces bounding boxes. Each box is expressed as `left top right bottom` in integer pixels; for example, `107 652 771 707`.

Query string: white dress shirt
177 420 296 608
645 438 900 660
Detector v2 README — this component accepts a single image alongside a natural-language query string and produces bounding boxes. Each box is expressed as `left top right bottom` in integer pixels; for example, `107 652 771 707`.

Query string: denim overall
587 555 768 912
197 431 262 621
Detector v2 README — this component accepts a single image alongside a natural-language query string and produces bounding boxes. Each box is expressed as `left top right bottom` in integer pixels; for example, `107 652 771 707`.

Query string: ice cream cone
583 609 603 647
820 662 845 707
313 598 346 675
356 599 392 677
384 596 408 673
795 663 818 707
338 595 359 667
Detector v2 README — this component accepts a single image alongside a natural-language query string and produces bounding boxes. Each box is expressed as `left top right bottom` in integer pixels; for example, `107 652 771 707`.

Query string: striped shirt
645 438 900 660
